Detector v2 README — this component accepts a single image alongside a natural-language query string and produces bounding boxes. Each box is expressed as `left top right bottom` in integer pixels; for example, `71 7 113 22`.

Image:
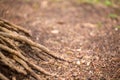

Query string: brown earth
0 0 120 80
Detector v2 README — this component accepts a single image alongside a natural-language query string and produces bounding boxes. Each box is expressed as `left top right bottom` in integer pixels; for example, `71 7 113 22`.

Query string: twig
0 52 27 75
0 44 28 62
13 55 41 80
0 72 9 80
0 19 30 36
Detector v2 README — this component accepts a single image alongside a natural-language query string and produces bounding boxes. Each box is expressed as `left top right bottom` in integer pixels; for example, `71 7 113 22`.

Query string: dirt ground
0 0 120 80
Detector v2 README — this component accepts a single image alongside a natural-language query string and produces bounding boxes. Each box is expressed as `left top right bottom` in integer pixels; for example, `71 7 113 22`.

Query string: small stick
0 52 27 75
28 60 56 76
0 18 30 36
0 36 7 45
13 55 41 80
0 72 9 80
0 44 28 62
0 36 18 50
0 26 12 33
12 76 16 80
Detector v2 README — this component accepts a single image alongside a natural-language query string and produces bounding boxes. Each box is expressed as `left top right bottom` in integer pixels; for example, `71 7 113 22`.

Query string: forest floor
0 0 120 80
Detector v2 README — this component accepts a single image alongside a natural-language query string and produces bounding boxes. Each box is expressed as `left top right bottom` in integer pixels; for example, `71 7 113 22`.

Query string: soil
0 0 120 80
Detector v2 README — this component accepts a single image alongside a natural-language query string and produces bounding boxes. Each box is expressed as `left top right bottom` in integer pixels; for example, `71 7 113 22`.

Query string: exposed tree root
0 52 27 75
0 19 68 80
0 72 9 80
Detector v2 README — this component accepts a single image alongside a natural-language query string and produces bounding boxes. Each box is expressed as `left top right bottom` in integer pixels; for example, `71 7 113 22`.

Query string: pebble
36 37 39 41
76 48 82 52
51 29 59 34
81 59 86 64
115 28 118 31
86 61 91 66
76 60 81 65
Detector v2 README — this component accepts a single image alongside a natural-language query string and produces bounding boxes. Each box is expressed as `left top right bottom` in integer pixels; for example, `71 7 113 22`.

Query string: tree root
0 18 30 36
0 52 27 75
0 19 67 80
0 72 9 80
0 32 69 62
